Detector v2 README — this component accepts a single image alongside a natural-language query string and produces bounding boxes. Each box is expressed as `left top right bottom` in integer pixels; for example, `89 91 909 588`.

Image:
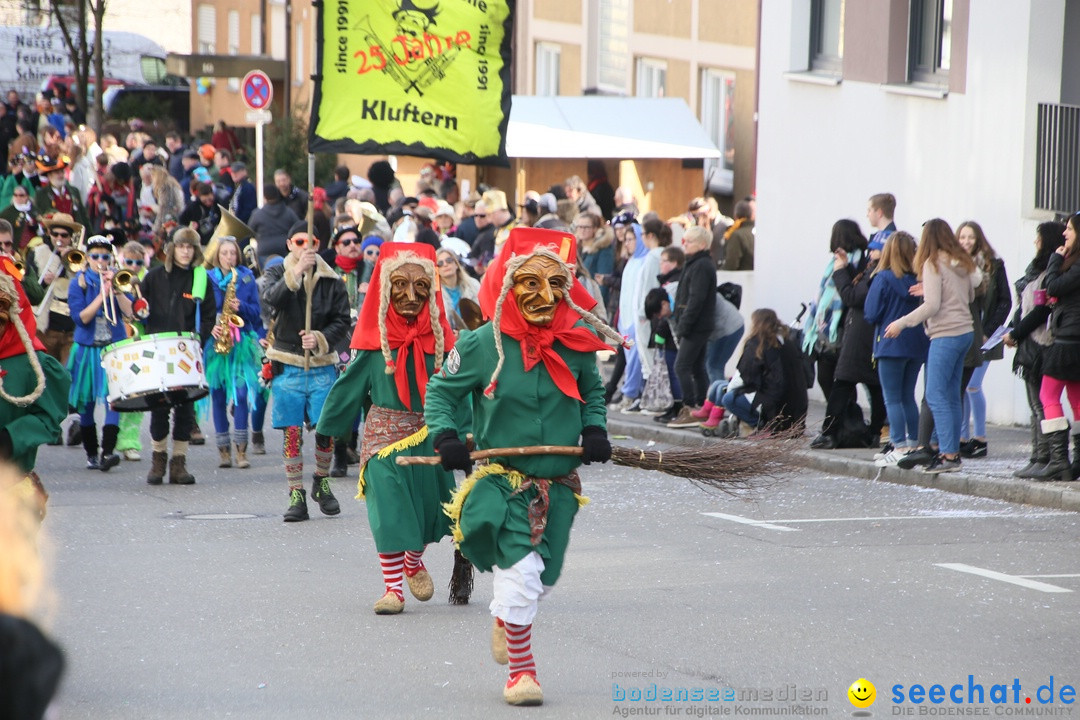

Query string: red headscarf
350 242 454 410
0 258 46 360
479 227 611 402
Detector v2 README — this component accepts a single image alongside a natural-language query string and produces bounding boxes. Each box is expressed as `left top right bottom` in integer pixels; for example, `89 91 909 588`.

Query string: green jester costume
315 242 464 616
424 227 628 707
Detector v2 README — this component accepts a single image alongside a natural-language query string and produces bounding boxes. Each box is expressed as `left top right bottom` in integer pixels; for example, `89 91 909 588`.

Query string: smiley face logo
848 678 876 709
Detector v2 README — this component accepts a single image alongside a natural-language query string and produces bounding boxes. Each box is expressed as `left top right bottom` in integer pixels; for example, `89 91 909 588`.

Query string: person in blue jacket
203 236 264 469
67 235 133 471
863 231 929 466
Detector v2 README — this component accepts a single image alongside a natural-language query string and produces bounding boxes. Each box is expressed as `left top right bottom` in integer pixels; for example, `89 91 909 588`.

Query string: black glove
580 426 611 465
434 431 472 473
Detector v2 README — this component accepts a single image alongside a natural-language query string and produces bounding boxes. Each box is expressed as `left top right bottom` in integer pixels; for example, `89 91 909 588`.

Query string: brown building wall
732 67 756 200
698 0 758 46
534 0 582 25
634 0 692 39
560 43 583 96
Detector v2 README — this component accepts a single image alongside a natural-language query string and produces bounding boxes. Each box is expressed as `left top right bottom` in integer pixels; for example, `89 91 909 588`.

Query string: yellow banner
311 0 514 166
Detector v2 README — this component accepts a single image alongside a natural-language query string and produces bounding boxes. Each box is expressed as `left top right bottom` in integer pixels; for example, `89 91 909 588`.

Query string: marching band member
33 213 83 366
114 241 150 462
0 220 43 306
261 222 350 521
425 227 623 706
32 153 89 230
139 228 216 485
67 235 132 471
204 236 264 469
316 242 461 613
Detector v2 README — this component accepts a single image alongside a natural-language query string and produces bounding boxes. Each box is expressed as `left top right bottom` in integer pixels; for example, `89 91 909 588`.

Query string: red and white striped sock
378 552 405 601
505 622 536 679
403 549 425 576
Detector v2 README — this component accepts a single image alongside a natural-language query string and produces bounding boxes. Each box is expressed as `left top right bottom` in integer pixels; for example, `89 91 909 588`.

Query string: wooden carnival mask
389 262 431 319
511 254 568 326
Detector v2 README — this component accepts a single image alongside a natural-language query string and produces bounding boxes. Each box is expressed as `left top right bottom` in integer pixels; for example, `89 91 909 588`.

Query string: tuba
213 269 245 355
204 205 256 274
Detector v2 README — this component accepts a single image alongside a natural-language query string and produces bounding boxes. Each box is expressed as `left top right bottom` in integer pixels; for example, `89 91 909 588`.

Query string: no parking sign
241 70 273 111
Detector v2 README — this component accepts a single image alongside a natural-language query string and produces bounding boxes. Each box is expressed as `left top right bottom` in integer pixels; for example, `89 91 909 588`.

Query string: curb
607 418 1080 513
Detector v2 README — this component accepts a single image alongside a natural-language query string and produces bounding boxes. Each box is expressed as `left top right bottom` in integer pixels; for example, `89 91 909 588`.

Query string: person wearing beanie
324 224 368 478
424 227 628 706
315 242 462 612
260 223 350 521
66 234 134 471
139 227 217 484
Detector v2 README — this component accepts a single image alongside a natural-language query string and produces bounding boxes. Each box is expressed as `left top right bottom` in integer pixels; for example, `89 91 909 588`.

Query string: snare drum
101 332 209 411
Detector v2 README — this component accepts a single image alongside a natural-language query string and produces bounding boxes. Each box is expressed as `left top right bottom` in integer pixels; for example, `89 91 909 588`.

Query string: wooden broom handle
395 445 583 466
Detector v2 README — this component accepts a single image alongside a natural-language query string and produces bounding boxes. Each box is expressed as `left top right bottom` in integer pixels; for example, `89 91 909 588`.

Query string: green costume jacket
0 351 71 472
424 322 607 585
316 348 460 553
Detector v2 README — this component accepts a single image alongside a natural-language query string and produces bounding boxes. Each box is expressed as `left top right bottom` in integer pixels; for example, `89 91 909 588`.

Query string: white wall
103 0 191 54
754 0 1067 425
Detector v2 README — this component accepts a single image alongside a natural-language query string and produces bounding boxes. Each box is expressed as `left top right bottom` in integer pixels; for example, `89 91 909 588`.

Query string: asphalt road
31 433 1080 719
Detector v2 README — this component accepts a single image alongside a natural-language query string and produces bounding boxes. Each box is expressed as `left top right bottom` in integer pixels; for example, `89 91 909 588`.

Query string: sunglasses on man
123 258 145 267
290 236 318 248
88 252 112 262
50 230 71 238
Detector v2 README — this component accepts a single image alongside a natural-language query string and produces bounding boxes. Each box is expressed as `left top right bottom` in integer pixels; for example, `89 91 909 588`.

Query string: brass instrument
242 240 260 277
113 269 135 293
64 249 86 274
213 269 245 355
203 205 256 272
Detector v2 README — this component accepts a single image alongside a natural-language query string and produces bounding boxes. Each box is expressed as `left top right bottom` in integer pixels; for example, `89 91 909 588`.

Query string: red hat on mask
0 258 46 360
350 242 454 410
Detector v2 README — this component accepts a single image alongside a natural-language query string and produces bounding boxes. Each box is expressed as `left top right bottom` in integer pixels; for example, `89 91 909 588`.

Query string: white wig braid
485 247 630 399
0 274 45 407
376 251 445 375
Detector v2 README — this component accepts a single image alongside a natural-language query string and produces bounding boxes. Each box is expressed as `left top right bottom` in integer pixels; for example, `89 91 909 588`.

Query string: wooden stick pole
303 152 315 371
396 445 582 466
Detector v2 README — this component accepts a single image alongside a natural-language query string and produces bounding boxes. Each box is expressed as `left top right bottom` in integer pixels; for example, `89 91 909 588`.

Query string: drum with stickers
101 332 210 411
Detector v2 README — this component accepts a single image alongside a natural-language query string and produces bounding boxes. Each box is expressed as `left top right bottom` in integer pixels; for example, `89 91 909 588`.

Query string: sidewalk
606 396 1080 513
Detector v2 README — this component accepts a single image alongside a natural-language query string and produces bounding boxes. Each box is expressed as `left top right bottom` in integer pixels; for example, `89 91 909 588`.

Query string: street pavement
609 397 1080 513
28 408 1080 719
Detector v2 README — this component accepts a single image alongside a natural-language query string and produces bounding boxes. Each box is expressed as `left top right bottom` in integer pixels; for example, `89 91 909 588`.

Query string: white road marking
1021 574 1080 579
701 511 1064 532
700 512 800 532
936 563 1073 593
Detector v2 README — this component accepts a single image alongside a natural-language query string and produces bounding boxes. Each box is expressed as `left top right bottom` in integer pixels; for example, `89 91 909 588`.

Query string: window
909 0 953 84
535 43 560 96
700 69 736 194
810 0 844 73
251 14 262 54
294 23 305 85
635 58 666 98
227 10 240 91
595 0 630 93
197 4 216 54
270 5 286 61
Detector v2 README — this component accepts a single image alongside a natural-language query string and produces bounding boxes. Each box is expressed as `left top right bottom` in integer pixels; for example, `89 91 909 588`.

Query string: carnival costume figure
261 223 350 522
113 241 151 461
67 235 133 471
32 153 89 230
204 237 264 469
139 227 216 484
0 260 70 519
315 242 463 614
424 227 625 706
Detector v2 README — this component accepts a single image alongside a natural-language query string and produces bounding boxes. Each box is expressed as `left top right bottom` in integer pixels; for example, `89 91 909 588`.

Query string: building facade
756 0 1078 424
516 0 759 209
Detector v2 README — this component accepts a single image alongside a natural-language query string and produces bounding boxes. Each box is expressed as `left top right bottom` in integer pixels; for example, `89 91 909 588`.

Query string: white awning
506 95 722 160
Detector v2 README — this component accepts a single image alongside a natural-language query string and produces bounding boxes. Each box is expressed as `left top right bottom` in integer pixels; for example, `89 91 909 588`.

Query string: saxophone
214 269 245 355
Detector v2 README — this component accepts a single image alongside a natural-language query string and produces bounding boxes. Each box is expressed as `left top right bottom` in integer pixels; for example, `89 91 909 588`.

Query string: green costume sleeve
576 344 607 431
3 353 71 472
19 261 44 306
314 351 374 438
424 329 486 441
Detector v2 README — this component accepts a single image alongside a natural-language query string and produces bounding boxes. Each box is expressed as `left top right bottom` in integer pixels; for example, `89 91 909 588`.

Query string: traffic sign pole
241 71 273 210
